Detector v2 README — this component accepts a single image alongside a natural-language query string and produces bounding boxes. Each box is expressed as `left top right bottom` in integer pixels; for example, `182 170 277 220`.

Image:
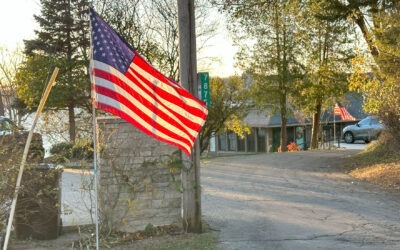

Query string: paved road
336 141 368 150
201 150 400 250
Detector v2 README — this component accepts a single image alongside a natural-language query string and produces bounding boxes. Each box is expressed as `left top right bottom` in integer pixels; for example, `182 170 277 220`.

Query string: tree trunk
0 88 5 116
310 103 322 149
68 104 76 143
352 7 380 57
280 92 287 152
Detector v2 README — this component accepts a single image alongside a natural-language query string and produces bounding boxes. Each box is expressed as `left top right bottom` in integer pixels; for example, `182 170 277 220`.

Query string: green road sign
197 72 210 107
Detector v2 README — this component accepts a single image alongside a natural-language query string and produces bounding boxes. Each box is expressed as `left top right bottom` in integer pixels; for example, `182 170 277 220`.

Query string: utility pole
177 0 202 233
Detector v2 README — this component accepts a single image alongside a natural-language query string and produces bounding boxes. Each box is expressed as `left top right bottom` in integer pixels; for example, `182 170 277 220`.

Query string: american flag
89 8 208 156
334 103 356 121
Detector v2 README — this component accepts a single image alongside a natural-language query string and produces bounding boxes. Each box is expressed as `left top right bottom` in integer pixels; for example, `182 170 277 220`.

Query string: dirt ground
6 144 400 249
342 141 400 191
350 163 400 190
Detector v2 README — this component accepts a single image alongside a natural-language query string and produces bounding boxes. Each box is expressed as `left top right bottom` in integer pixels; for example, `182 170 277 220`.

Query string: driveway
201 150 400 250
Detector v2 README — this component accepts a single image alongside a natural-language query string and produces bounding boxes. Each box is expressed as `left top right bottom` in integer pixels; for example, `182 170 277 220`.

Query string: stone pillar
97 117 182 233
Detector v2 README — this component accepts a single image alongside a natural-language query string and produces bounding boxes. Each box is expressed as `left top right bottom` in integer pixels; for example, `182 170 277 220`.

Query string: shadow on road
202 150 400 250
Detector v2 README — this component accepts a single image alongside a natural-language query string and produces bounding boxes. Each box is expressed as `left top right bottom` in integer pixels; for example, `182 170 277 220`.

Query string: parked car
0 116 20 136
342 116 384 143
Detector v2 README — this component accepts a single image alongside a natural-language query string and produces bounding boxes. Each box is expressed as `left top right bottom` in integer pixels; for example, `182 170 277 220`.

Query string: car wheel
344 132 354 144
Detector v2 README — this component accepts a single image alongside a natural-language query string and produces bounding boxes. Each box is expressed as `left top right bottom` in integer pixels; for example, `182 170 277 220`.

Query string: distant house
212 92 368 154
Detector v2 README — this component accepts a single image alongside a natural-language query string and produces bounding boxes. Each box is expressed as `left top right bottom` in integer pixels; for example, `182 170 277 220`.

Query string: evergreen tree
18 0 90 143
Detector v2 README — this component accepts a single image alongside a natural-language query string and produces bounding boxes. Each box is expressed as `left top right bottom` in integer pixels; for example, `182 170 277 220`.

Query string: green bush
49 142 73 158
0 132 45 233
49 141 93 163
71 140 94 160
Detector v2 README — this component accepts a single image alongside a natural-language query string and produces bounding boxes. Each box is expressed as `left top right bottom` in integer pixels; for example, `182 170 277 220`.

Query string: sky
0 0 238 77
0 0 40 50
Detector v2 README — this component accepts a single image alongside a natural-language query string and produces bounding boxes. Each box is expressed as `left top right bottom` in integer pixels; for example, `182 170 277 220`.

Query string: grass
343 140 400 190
100 222 219 250
137 231 217 250
10 222 219 249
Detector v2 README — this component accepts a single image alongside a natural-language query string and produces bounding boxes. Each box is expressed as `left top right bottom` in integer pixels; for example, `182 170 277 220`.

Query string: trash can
15 163 62 240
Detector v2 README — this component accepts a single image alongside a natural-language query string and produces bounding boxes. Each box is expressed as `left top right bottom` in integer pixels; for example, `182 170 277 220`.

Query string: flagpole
333 102 336 147
89 6 99 250
3 67 59 250
88 5 100 248
91 104 100 250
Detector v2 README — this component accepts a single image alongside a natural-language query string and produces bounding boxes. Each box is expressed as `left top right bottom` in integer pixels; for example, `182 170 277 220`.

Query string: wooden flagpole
3 67 59 250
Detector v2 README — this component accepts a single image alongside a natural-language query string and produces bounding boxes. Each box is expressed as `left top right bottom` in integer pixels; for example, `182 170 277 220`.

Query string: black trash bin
15 163 62 240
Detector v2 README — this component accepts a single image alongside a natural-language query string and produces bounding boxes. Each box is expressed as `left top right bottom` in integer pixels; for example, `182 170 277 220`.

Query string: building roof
321 92 368 123
244 92 368 128
244 110 304 127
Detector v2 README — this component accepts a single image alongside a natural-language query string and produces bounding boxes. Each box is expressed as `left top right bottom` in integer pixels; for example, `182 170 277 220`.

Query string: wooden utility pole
177 0 202 233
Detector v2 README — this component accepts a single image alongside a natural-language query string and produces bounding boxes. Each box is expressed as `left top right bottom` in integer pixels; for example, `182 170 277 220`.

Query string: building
212 92 367 154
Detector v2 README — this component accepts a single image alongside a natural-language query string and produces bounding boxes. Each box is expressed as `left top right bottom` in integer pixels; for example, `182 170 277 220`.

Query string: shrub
0 133 45 233
277 142 301 152
49 140 93 163
287 142 301 152
49 142 73 158
71 140 94 160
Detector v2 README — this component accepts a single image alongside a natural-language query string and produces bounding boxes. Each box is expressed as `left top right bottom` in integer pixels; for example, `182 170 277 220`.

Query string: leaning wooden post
177 0 202 233
3 68 59 250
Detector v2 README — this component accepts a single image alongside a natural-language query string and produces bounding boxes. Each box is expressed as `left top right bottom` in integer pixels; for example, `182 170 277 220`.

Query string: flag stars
91 13 134 73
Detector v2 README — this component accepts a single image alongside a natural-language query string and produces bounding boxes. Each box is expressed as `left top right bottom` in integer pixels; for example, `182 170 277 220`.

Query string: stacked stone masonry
97 117 182 233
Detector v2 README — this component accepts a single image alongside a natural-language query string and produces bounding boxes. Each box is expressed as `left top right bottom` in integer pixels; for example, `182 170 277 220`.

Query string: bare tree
94 0 219 81
0 47 25 123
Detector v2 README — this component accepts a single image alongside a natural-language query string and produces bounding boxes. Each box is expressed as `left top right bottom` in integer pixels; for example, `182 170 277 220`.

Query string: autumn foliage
278 142 300 152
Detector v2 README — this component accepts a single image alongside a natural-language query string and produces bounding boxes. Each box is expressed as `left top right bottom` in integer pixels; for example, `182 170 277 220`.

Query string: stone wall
97 117 182 233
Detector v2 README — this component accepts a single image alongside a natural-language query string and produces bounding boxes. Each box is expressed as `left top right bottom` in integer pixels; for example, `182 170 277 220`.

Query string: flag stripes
334 103 356 121
90 8 208 156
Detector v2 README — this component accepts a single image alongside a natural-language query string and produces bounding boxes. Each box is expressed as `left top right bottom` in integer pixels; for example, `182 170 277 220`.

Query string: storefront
215 125 310 154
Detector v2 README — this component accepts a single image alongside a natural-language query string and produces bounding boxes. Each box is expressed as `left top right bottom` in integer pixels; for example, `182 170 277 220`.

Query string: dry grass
343 140 400 190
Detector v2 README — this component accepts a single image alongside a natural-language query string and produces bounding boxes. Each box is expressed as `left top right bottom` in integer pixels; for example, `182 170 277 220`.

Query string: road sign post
197 72 210 107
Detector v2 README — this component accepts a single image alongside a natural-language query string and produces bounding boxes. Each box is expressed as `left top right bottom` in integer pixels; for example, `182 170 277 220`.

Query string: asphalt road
201 150 400 250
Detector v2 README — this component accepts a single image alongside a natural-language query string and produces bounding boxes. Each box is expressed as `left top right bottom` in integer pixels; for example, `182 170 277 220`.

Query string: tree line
213 0 400 151
1 0 399 153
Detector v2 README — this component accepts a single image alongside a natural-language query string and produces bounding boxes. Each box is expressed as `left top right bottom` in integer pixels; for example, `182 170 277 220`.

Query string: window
257 128 266 152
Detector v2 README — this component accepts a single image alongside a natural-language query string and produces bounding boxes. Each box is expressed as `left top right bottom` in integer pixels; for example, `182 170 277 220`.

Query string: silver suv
0 116 19 136
342 116 384 143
